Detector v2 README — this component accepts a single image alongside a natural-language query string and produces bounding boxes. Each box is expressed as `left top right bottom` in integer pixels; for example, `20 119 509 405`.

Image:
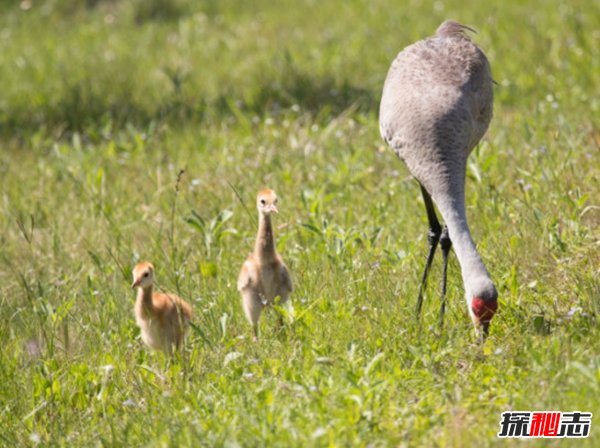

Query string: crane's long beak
270 204 278 214
471 297 497 340
481 321 490 338
131 279 140 289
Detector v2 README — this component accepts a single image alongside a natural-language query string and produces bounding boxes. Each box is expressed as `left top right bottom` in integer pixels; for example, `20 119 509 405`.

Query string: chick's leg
241 288 263 341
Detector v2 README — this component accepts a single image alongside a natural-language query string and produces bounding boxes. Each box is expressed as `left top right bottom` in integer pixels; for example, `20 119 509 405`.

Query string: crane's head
131 261 155 289
468 279 498 336
257 189 279 216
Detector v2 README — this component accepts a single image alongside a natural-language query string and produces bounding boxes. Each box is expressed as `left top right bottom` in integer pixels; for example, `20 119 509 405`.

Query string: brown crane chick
238 189 293 340
131 262 193 354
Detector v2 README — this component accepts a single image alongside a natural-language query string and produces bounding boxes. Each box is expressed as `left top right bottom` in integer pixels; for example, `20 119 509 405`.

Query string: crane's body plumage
379 21 498 334
380 21 493 198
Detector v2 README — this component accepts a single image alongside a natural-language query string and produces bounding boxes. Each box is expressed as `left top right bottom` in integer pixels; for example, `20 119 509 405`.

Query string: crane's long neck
434 191 494 299
255 213 276 264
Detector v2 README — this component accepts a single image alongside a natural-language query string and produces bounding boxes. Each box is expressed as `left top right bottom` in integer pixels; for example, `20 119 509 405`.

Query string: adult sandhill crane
379 20 498 336
131 261 193 354
238 189 293 340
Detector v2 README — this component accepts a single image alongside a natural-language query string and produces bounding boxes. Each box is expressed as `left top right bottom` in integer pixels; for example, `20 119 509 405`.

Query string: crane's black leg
416 185 442 318
439 225 452 328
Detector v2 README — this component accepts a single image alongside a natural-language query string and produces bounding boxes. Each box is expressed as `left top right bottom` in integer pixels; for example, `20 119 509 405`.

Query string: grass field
1 0 599 446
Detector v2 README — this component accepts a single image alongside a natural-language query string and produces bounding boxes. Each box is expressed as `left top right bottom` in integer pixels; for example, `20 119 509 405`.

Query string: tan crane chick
238 189 293 340
131 261 193 354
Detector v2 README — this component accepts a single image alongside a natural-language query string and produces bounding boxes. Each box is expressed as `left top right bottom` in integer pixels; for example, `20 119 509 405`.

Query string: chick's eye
260 199 266 205
143 272 149 278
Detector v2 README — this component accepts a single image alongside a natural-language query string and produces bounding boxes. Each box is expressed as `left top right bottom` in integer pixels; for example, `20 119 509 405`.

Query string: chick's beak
270 204 278 214
131 279 140 289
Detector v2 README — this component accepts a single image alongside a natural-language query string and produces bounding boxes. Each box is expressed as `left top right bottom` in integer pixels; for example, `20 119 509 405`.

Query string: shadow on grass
217 70 378 118
0 71 378 140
